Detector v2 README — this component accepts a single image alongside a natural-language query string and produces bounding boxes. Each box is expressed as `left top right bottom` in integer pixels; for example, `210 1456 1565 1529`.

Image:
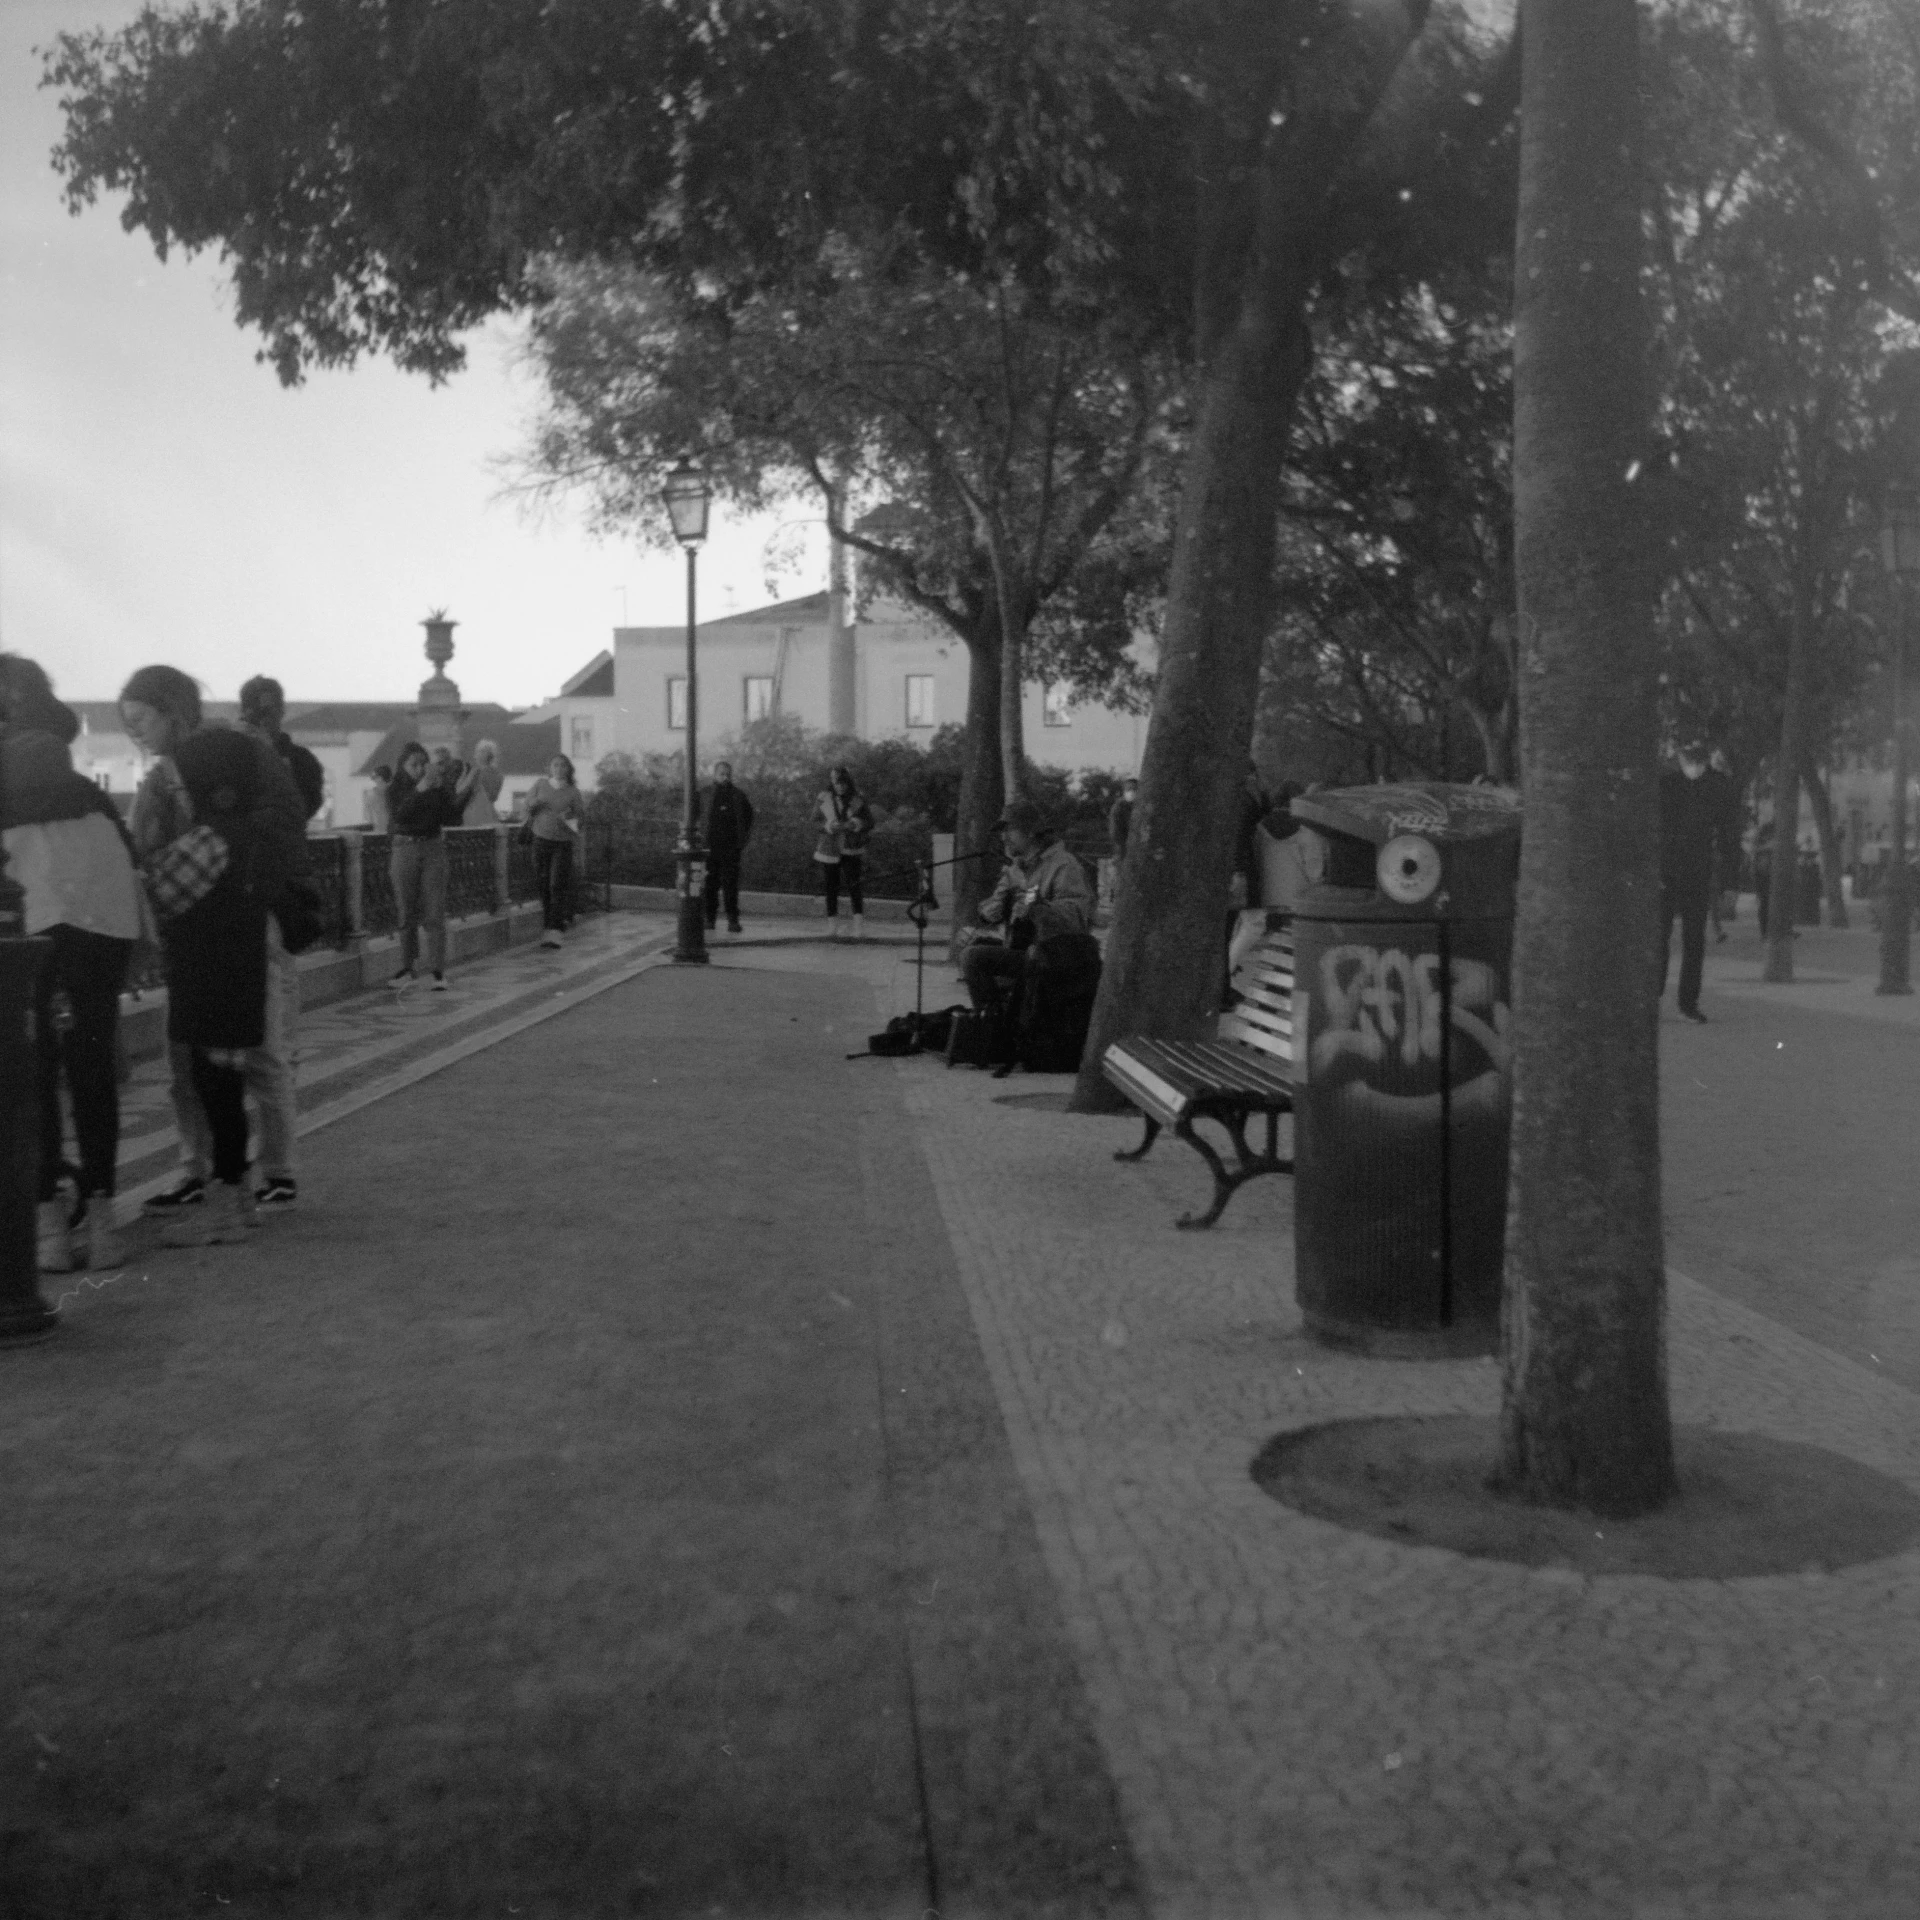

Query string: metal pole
674 542 709 963
1879 580 1911 995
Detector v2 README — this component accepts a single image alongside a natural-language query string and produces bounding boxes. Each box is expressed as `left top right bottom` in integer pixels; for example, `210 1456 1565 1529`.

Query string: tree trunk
1493 0 1676 1517
1068 254 1312 1110
1763 588 1816 978
998 612 1027 804
951 620 1005 953
1799 750 1848 928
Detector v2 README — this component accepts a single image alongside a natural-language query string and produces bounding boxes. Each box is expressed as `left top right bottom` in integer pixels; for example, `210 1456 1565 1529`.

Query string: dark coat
162 730 299 1050
701 781 755 857
1660 766 1740 896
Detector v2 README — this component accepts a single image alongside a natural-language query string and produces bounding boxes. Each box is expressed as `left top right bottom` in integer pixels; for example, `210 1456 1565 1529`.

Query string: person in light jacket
813 765 874 939
526 754 585 947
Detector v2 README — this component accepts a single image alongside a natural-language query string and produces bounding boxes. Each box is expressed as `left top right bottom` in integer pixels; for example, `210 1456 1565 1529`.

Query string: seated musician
961 799 1095 1009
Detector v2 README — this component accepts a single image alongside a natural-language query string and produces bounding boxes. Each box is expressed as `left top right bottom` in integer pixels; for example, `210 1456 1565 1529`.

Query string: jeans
821 856 863 917
534 836 574 931
167 918 300 1182
961 940 1027 1009
392 835 448 973
34 925 132 1202
189 1051 249 1184
704 851 742 927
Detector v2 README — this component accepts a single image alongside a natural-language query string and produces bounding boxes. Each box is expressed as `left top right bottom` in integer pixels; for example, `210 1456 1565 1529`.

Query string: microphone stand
897 844 1002 1054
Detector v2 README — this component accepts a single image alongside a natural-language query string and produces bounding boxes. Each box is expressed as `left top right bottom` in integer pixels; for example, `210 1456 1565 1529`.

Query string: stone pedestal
414 612 468 756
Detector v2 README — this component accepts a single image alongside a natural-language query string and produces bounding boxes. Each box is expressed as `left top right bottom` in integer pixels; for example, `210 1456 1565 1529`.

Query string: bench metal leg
1171 1108 1294 1230
1113 1114 1162 1163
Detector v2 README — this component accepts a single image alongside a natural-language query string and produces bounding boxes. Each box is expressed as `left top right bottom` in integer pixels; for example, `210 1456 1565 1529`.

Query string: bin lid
1292 782 1520 847
1293 782 1521 919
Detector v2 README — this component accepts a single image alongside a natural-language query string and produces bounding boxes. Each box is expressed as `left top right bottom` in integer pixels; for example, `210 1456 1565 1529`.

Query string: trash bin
1287 783 1522 1357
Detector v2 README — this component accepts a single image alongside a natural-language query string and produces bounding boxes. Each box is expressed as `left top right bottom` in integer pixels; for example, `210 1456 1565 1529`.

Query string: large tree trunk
1494 0 1676 1516
951 620 1005 953
1799 750 1848 928
1763 587 1816 977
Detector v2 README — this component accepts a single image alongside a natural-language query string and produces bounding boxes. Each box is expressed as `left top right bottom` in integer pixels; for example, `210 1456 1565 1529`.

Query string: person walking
387 741 466 988
700 759 754 935
122 665 311 1223
3 655 146 1274
813 765 873 939
1659 738 1741 1022
462 739 505 825
238 675 323 1210
525 754 585 948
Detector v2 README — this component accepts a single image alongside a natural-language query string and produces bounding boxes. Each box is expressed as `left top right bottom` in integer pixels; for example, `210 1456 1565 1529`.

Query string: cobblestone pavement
72 916 1920 1917
743 936 1920 1920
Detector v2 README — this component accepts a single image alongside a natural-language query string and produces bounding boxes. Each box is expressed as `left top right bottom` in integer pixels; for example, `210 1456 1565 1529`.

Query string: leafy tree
511 242 1175 930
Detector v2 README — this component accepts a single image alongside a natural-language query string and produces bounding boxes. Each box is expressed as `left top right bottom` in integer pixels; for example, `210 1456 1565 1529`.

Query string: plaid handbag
144 825 230 920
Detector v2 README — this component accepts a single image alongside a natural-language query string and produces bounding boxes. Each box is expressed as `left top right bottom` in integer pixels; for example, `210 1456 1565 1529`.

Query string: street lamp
662 457 712 964
1878 485 1920 995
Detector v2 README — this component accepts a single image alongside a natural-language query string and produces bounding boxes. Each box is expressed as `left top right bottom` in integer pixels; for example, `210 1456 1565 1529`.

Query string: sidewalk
3 918 1917 1917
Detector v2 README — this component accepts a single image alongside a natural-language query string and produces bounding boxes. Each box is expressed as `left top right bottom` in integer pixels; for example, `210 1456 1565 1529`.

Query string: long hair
0 653 78 741
828 763 857 796
119 665 204 736
551 754 577 785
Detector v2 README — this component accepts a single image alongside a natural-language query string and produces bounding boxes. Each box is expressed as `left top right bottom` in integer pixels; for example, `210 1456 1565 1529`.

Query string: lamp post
663 457 713 964
1879 488 1920 995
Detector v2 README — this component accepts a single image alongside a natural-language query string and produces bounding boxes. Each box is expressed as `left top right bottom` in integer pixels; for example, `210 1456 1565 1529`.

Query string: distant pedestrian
813 765 873 939
463 739 504 825
1108 777 1139 861
3 654 145 1274
1659 738 1741 1021
701 759 754 935
526 754 585 948
387 741 465 988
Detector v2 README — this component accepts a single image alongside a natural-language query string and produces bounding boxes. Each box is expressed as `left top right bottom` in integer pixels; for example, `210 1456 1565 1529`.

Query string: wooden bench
1100 922 1295 1229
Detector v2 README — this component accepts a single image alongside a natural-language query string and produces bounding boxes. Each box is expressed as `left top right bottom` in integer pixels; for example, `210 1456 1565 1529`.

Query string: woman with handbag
813 765 874 940
2 654 147 1274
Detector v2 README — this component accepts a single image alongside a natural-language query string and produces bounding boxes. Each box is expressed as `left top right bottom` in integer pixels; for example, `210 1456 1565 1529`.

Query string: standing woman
386 742 464 988
463 739 505 825
812 765 874 940
2 655 145 1274
525 755 584 948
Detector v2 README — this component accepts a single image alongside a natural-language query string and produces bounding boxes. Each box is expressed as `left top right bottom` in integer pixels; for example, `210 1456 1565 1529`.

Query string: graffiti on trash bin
1308 943 1511 1126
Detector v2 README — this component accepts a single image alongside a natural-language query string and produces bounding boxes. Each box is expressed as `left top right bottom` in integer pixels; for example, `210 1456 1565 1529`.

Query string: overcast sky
1 0 818 711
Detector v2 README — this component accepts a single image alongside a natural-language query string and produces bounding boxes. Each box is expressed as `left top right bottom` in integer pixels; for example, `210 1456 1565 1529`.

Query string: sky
0 0 821 712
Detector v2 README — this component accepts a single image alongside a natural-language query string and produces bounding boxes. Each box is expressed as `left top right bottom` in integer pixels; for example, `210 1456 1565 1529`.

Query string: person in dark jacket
1659 739 1741 1021
701 759 755 935
387 741 468 988
239 675 325 821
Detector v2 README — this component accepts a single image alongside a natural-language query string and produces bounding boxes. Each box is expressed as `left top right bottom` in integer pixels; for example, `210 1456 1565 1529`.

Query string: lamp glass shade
1883 487 1920 578
662 459 712 547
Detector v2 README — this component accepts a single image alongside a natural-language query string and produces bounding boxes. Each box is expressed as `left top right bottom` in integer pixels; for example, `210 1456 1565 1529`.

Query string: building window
570 718 595 761
1043 681 1073 728
667 677 688 731
744 675 774 723
905 674 935 729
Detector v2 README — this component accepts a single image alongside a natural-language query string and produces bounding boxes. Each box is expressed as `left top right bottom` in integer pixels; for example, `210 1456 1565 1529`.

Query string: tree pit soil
1252 1415 1920 1579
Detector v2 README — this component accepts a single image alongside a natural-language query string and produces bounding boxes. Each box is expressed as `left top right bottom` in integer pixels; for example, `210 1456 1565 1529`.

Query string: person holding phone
526 754 585 947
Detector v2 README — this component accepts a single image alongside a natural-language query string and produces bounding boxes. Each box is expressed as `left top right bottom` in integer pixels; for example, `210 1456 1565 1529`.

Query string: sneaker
255 1177 298 1209
142 1176 206 1217
430 973 450 991
36 1201 75 1275
539 931 562 949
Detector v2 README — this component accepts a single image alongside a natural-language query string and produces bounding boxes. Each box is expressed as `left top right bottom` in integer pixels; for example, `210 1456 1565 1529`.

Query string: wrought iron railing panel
359 832 397 936
444 827 500 919
307 832 353 949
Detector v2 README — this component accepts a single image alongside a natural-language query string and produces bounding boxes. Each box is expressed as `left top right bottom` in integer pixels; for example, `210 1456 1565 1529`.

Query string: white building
533 591 1148 788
